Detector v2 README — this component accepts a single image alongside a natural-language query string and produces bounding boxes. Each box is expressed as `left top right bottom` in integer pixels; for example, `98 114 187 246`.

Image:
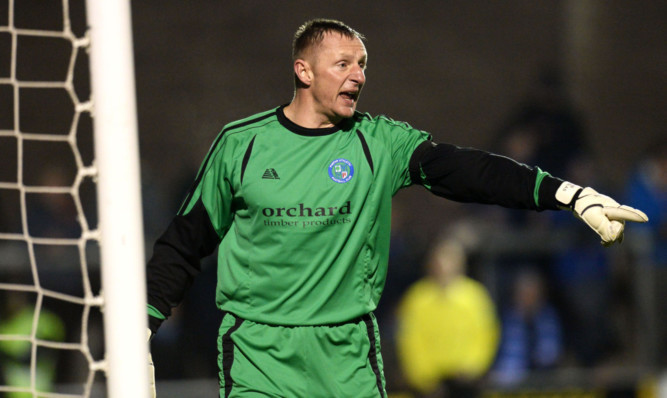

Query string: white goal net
0 1 148 397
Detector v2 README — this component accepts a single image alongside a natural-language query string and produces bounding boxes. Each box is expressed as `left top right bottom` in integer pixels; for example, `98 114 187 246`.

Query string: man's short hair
292 19 365 61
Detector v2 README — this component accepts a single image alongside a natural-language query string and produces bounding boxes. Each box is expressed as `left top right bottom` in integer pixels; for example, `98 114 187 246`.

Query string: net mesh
1 0 106 396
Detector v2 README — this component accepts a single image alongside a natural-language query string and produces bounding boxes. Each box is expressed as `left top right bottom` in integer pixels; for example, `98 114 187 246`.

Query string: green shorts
217 312 386 398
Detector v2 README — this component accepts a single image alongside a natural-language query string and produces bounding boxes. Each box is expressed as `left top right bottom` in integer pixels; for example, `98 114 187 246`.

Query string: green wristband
533 167 551 208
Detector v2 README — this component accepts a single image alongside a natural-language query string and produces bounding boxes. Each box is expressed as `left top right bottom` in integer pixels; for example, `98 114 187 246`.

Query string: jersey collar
277 105 356 136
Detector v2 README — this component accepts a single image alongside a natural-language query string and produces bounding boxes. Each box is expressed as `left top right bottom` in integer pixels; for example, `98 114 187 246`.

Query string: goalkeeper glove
148 328 156 398
555 182 648 246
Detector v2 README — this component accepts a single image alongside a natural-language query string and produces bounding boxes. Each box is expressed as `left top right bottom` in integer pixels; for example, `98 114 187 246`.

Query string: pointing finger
604 206 648 223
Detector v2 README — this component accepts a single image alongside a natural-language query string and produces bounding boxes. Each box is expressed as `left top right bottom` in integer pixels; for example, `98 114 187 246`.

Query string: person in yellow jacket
0 293 65 398
396 236 500 397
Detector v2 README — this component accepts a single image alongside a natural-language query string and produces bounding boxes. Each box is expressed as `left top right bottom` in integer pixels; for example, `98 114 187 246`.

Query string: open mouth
340 91 358 102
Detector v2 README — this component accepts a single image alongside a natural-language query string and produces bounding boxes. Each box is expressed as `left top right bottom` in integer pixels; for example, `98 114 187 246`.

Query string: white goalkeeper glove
555 182 648 246
148 328 156 398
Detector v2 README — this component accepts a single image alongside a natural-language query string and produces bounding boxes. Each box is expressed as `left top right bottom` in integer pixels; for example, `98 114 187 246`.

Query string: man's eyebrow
337 51 368 61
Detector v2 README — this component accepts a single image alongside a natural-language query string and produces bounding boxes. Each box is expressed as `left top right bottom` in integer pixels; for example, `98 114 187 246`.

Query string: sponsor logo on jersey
261 201 353 228
328 158 354 183
262 201 351 217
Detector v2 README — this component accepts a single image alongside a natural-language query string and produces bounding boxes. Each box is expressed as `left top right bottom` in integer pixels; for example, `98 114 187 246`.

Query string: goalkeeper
145 19 648 398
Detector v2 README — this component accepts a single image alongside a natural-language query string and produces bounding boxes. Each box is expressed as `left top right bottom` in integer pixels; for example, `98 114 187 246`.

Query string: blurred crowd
0 68 665 396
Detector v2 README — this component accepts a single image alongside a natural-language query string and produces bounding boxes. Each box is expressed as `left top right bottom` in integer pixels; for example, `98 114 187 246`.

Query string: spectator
0 291 65 397
548 154 617 366
491 268 563 386
624 138 667 265
624 138 667 366
396 237 499 397
493 67 588 179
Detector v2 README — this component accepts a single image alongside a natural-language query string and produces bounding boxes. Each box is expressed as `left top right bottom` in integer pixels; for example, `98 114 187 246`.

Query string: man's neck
283 96 341 129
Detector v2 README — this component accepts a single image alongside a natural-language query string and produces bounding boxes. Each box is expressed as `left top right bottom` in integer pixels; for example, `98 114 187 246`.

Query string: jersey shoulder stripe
223 107 278 134
178 108 279 215
358 112 417 130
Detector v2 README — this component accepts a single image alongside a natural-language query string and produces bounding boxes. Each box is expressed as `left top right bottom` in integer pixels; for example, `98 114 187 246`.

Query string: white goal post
0 0 149 395
85 1 150 397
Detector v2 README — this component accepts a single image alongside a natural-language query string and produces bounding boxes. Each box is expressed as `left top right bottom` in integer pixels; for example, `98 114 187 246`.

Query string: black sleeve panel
409 141 564 211
146 197 221 332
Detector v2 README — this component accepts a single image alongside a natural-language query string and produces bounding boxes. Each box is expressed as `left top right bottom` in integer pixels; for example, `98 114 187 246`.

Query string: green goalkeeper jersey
181 106 428 325
147 105 564 330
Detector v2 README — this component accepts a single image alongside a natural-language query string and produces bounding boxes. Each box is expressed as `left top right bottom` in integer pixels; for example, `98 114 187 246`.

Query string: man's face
305 33 367 125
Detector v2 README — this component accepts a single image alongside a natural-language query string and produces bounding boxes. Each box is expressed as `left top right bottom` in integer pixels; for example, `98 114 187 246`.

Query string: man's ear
294 59 312 87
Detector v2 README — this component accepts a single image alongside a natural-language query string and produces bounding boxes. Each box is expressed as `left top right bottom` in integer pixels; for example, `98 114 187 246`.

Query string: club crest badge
328 158 354 183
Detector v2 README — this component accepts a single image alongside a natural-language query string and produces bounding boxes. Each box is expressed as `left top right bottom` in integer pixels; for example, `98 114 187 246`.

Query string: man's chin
336 105 357 119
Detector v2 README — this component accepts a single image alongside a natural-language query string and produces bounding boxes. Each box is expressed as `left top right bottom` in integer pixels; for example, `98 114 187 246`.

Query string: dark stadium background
130 2 666 396
1 1 665 396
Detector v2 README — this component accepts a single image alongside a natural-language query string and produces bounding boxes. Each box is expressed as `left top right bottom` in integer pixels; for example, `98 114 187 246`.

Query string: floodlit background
1 1 665 397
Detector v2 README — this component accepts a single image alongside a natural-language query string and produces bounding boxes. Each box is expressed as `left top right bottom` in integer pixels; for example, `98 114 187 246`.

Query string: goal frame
85 1 150 397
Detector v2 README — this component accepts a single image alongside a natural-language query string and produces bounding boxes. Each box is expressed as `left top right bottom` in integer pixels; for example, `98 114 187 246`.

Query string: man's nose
350 65 365 85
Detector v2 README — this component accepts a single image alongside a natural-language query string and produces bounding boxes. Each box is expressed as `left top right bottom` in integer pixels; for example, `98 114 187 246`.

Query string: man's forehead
312 32 367 57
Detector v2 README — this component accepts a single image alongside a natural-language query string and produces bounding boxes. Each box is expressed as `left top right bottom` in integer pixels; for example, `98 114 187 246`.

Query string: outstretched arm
409 141 647 245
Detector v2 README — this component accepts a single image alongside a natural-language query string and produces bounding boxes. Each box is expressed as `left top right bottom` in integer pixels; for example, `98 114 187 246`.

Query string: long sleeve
146 198 221 333
408 140 564 211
